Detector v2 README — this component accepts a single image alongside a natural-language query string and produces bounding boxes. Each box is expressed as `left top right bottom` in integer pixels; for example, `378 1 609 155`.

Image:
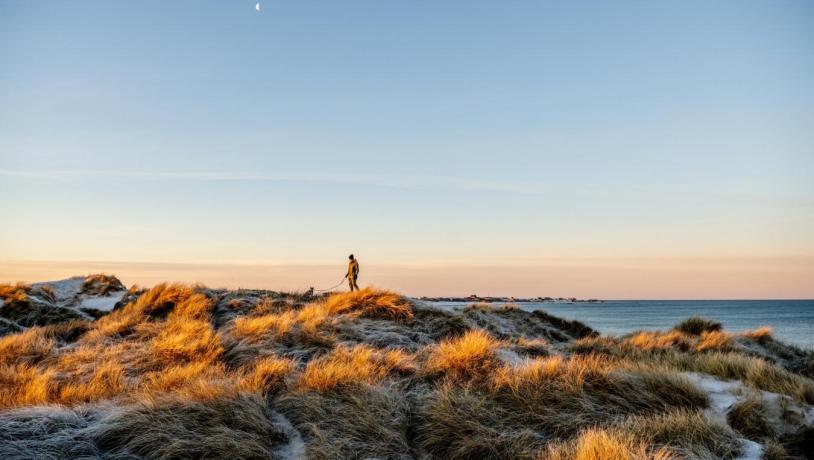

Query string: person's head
348 254 354 260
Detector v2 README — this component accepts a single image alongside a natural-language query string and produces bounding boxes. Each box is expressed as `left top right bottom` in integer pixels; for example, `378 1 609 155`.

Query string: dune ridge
0 276 813 459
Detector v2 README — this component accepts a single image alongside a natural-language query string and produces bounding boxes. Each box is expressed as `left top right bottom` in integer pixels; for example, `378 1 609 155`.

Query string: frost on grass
1 282 813 459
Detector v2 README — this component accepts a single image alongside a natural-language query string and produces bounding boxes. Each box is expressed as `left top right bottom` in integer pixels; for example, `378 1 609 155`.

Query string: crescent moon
255 2 261 11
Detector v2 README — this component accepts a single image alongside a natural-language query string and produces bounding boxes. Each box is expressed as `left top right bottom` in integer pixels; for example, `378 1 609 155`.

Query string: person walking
345 254 360 292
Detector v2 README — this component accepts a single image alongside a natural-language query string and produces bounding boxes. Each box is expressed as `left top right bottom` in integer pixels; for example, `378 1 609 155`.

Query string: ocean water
430 300 814 349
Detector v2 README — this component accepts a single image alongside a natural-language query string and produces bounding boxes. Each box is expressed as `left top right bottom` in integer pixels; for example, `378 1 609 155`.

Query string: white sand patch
272 412 306 460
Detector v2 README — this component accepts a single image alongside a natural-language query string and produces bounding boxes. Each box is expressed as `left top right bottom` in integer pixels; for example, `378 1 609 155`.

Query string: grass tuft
298 345 414 391
323 288 414 322
424 329 500 381
726 391 773 440
674 317 723 336
543 428 676 460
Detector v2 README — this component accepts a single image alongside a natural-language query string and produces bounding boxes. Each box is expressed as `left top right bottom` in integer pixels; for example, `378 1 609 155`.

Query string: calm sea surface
430 300 814 349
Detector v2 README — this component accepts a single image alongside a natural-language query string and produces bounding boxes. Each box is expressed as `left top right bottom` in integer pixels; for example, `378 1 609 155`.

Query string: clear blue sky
1 1 813 297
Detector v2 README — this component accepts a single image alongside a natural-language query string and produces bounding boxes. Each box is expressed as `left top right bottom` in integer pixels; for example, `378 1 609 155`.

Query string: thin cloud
1 169 811 207
0 169 560 196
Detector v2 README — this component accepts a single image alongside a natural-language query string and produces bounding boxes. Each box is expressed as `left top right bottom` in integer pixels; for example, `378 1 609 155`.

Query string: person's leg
351 276 359 291
348 277 354 292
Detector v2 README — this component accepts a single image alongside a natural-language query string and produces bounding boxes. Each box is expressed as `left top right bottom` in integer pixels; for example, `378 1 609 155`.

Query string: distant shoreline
417 295 602 303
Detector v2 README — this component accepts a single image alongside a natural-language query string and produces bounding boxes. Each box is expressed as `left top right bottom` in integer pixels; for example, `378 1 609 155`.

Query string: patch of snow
496 348 524 366
29 277 126 319
683 372 743 424
737 438 763 460
684 371 814 460
271 412 306 460
78 292 126 312
32 277 84 305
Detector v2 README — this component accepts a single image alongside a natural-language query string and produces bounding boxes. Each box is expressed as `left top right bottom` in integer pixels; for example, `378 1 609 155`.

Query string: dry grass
740 326 773 344
0 364 55 407
465 302 495 312
664 352 814 403
761 440 790 460
620 410 741 459
571 333 814 403
81 273 125 296
492 354 610 393
695 330 734 352
58 360 126 404
150 319 222 363
542 428 676 460
0 282 30 304
323 287 414 321
726 391 773 440
2 282 813 459
0 283 237 408
417 384 542 459
141 361 222 394
238 356 295 393
417 353 708 459
276 384 411 459
92 393 288 459
424 329 500 381
234 311 296 339
298 344 414 391
627 331 695 352
624 330 733 353
0 327 55 366
125 283 207 318
489 355 708 436
229 288 410 348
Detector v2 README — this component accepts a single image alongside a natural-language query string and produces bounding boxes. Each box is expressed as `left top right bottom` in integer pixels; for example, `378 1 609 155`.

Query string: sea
430 300 814 349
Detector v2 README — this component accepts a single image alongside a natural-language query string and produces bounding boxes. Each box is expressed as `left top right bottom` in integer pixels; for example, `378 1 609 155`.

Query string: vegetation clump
674 317 723 336
81 274 126 296
726 392 773 440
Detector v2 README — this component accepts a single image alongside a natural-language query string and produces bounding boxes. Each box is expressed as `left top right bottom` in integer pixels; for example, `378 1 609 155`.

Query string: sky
1 1 813 298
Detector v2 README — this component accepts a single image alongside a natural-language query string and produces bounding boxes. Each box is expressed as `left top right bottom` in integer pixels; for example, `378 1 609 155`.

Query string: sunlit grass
1 285 812 458
424 329 500 381
543 428 676 460
298 344 414 391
